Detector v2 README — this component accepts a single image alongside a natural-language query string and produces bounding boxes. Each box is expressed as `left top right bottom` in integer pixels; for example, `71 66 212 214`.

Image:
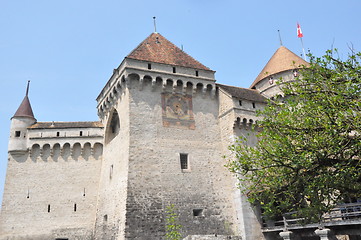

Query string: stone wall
0 138 102 240
122 79 240 239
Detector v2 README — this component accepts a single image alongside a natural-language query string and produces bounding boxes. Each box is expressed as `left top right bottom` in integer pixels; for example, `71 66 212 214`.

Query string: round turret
8 81 36 155
250 46 309 99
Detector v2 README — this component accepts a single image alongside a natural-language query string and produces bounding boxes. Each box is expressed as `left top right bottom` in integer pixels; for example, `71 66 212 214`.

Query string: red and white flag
297 22 303 38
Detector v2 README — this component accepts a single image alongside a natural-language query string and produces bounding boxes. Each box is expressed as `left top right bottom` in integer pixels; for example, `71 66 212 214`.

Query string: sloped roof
12 95 35 119
218 84 267 103
250 46 309 89
29 121 103 129
126 33 212 71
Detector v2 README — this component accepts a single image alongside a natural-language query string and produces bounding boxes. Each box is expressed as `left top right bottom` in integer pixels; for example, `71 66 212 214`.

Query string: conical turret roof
126 33 212 71
250 46 308 89
12 82 35 119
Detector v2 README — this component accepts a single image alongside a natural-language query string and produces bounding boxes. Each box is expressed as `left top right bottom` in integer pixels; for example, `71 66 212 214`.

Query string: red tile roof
250 46 309 89
126 33 212 71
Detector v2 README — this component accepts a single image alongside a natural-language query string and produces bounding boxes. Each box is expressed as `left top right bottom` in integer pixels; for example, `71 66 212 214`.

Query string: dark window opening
83 188 86 197
15 131 21 137
239 100 242 106
74 203 77 212
56 132 60 137
180 153 188 170
173 67 176 73
106 110 120 144
193 209 203 217
48 204 51 213
148 63 152 69
104 214 108 222
196 70 199 77
110 164 114 179
80 131 83 136
252 102 256 108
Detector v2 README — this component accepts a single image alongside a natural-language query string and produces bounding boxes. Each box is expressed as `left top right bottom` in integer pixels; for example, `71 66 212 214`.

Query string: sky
0 0 360 207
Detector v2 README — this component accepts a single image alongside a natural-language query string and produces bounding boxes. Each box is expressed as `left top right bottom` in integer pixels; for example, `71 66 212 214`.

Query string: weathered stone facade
0 32 307 240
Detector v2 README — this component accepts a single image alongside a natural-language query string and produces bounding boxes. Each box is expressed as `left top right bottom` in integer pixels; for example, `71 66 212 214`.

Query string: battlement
96 59 217 119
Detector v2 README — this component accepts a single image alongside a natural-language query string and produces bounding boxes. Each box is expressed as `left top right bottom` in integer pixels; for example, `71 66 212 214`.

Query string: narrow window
252 102 256 108
80 131 83 136
110 164 114 179
180 153 188 170
173 67 176 73
56 132 60 137
104 214 108 222
48 204 51 213
195 70 199 77
15 131 21 137
74 203 77 212
83 188 86 197
239 100 242 106
148 63 152 69
27 188 30 199
193 209 203 217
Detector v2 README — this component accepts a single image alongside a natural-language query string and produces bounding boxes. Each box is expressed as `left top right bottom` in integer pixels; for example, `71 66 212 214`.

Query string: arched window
105 109 120 144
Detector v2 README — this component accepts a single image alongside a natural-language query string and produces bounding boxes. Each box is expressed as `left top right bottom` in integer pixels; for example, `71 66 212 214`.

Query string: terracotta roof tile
29 121 103 129
217 84 267 103
126 33 211 71
250 46 309 89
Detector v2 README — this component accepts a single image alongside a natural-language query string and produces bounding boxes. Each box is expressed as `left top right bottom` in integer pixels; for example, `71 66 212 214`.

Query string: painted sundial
161 93 195 129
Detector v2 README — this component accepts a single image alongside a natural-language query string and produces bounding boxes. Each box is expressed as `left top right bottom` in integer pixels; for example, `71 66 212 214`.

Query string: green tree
227 50 361 223
165 204 182 240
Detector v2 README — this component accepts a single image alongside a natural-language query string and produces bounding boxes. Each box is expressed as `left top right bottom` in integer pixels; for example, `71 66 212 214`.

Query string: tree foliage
165 204 182 240
227 50 361 223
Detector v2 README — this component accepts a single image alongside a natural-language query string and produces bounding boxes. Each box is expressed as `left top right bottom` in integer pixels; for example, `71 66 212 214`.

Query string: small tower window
15 131 21 137
56 132 60 137
173 67 176 73
180 153 188 170
252 102 256 108
47 204 51 213
195 70 199 77
239 100 242 106
148 63 152 69
80 131 83 136
193 209 203 217
74 203 77 212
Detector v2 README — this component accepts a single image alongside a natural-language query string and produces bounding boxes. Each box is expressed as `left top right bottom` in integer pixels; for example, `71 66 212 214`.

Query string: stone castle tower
0 32 307 240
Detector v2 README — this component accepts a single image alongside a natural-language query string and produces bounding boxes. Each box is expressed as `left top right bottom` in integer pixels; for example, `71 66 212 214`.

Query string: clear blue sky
1 0 360 206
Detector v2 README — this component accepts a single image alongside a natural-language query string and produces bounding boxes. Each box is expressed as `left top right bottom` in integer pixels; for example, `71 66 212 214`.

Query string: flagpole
297 22 307 61
300 37 306 61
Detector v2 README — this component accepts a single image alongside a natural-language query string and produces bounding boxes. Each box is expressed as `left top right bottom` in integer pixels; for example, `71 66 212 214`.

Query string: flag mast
297 22 306 60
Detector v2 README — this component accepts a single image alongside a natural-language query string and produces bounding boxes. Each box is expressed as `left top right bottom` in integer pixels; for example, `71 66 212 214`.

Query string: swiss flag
297 23 303 38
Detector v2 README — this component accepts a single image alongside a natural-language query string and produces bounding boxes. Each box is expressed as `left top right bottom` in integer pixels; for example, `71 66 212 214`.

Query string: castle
0 32 308 240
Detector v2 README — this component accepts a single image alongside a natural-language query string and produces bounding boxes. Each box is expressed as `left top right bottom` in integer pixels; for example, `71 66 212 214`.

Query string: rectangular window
180 153 188 170
173 67 176 73
80 131 83 136
148 63 152 69
15 131 21 137
57 132 60 137
252 102 256 108
195 70 199 77
74 203 77 212
193 209 203 217
48 204 51 213
239 100 242 106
